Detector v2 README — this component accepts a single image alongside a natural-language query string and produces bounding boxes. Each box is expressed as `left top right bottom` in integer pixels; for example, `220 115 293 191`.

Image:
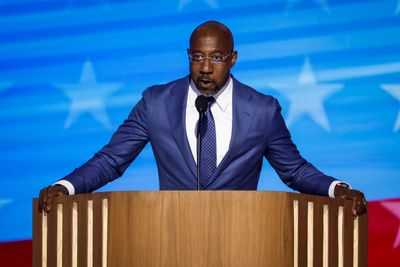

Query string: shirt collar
188 76 232 112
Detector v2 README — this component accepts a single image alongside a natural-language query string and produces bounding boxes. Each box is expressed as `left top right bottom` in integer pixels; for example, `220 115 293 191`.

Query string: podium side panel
32 200 42 267
77 198 88 267
343 201 354 267
62 199 72 267
46 204 57 267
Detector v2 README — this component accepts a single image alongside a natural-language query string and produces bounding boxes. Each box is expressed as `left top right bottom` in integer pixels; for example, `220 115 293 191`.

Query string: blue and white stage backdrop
0 0 399 242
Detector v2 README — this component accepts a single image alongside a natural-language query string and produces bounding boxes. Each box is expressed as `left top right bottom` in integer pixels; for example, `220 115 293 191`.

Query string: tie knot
207 97 215 108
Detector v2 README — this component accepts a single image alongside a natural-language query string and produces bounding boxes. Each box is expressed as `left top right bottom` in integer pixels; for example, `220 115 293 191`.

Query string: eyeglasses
188 51 233 65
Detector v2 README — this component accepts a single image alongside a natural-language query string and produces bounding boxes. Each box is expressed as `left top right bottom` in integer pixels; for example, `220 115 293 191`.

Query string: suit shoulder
142 76 189 98
234 78 280 108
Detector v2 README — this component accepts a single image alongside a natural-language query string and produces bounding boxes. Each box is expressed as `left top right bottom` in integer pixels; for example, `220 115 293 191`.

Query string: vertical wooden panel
338 206 345 267
353 216 359 267
42 212 48 267
323 205 329 267
102 199 108 267
72 202 78 267
32 200 42 267
78 199 88 267
87 200 94 267
47 206 58 267
62 199 72 267
93 198 103 267
358 213 368 267
328 201 339 267
313 200 324 267
307 202 314 267
298 199 308 267
343 203 354 267
57 204 63 267
293 200 299 267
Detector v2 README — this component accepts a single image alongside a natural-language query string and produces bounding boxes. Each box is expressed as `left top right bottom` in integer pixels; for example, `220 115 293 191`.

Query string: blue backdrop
0 0 399 242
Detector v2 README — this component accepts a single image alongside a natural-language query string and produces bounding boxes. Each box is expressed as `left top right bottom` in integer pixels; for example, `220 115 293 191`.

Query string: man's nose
200 58 213 73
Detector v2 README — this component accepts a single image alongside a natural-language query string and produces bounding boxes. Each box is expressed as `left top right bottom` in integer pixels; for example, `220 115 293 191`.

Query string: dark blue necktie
199 97 216 187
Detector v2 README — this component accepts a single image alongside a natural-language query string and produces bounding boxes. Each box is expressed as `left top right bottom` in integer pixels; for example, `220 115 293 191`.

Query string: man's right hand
39 185 69 213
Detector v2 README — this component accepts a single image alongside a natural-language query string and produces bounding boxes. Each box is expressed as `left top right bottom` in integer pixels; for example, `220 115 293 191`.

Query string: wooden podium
32 191 367 266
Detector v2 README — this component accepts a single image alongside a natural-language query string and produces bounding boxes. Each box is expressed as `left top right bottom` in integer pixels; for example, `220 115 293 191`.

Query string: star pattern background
381 201 400 249
0 2 399 262
268 58 343 131
57 61 123 129
381 84 400 131
286 0 331 13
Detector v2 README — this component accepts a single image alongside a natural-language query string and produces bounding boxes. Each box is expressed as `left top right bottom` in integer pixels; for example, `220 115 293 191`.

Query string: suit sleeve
263 98 337 196
59 90 151 194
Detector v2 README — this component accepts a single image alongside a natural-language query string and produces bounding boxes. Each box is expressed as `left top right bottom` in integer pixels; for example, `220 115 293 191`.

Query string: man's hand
39 185 68 213
334 184 367 217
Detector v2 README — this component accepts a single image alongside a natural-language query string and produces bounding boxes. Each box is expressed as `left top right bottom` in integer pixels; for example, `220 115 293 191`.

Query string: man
39 21 367 216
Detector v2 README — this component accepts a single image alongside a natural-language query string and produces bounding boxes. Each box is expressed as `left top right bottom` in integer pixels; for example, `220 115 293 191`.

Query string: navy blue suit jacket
62 76 337 195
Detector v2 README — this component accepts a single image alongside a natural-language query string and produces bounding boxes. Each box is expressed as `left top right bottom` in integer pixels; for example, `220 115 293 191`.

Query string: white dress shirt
186 77 233 166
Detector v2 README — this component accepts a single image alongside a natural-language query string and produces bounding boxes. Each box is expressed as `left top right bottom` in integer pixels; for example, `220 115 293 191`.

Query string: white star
381 85 400 131
57 61 123 129
397 0 400 14
178 0 218 11
269 58 343 132
287 0 330 13
0 199 12 211
381 201 400 249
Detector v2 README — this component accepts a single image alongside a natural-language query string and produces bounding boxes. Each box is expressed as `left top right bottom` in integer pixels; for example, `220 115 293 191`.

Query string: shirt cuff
328 181 351 198
53 180 75 195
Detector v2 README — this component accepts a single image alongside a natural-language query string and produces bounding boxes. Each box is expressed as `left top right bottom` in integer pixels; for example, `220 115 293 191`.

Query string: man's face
188 32 237 95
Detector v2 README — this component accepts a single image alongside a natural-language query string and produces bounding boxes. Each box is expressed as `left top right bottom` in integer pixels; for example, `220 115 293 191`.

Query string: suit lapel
206 77 256 187
167 76 197 179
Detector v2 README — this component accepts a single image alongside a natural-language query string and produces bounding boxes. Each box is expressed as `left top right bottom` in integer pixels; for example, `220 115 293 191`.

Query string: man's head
188 21 238 96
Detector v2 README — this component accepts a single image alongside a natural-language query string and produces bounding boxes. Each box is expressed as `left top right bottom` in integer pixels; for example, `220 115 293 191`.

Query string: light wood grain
32 191 368 267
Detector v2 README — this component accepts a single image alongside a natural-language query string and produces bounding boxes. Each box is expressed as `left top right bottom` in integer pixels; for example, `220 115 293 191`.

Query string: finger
354 196 367 216
352 198 358 217
45 190 55 213
40 187 49 213
356 202 367 216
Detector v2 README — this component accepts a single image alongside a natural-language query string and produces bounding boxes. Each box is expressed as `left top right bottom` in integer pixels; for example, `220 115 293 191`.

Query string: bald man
39 21 366 216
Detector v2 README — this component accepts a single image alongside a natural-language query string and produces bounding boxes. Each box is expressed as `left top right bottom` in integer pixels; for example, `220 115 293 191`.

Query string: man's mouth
199 78 213 86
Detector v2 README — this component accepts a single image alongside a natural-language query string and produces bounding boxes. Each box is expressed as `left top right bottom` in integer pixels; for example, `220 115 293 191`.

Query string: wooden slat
78 199 88 267
353 216 359 267
298 199 308 267
47 205 58 267
102 198 108 267
323 204 329 267
93 198 103 267
62 198 72 267
57 204 63 266
293 200 299 267
328 201 339 267
32 200 42 267
338 206 345 267
72 202 78 267
87 200 94 267
307 202 314 267
358 213 368 267
313 200 324 267
343 202 354 267
42 212 48 267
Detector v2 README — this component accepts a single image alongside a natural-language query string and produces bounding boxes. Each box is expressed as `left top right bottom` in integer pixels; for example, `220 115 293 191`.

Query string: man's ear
230 51 238 68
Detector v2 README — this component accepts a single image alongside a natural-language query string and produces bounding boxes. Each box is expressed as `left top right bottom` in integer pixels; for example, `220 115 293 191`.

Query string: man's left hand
334 185 367 217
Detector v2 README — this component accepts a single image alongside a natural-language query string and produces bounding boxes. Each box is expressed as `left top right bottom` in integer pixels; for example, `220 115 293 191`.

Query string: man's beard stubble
200 87 220 97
